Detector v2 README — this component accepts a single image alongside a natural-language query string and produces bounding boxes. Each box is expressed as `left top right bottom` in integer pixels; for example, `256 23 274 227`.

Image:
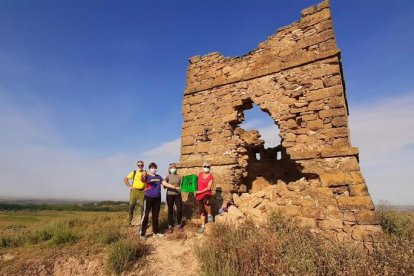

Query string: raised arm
140 170 147 182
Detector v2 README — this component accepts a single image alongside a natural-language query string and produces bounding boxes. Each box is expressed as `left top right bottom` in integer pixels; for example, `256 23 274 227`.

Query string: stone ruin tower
178 0 382 242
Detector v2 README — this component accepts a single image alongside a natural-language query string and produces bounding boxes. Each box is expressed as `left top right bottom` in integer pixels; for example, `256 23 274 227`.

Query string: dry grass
108 240 151 275
0 210 142 275
197 207 414 276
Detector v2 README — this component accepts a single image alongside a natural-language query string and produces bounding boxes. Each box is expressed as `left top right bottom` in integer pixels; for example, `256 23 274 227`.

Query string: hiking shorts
196 195 211 216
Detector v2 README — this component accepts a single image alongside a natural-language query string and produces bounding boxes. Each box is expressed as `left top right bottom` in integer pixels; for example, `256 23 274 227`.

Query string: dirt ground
0 215 206 276
126 218 203 276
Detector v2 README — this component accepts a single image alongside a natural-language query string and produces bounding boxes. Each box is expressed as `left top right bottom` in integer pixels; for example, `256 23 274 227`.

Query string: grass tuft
377 201 414 239
107 240 150 275
51 224 79 246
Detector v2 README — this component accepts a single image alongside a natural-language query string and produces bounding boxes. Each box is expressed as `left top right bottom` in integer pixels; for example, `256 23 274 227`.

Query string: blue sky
0 1 413 204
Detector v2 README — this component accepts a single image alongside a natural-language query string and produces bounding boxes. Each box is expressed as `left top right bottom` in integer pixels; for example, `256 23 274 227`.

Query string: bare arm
196 179 213 194
124 176 134 190
162 180 180 190
140 170 147 182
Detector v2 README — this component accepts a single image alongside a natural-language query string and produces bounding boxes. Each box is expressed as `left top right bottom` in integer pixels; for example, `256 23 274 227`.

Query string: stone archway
231 98 304 192
177 0 381 243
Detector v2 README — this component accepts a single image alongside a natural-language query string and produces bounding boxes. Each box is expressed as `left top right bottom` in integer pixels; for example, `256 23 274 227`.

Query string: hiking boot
153 233 165 238
166 226 173 234
197 226 205 234
139 235 147 240
207 215 214 223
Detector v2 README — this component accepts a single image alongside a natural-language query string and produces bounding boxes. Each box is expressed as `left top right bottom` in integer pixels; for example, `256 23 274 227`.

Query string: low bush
27 223 79 246
197 210 414 276
107 241 150 275
51 224 79 246
97 227 121 245
376 202 414 240
0 236 21 248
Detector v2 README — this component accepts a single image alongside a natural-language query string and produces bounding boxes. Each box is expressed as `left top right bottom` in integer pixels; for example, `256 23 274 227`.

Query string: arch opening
234 99 303 192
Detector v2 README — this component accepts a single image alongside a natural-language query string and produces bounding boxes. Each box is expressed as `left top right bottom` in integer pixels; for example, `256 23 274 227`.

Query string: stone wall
178 0 381 244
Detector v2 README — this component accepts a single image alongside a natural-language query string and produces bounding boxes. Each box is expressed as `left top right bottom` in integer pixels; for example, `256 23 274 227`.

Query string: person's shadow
210 187 223 216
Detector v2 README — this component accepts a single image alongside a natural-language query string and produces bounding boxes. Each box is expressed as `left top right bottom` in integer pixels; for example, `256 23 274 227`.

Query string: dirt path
127 220 204 276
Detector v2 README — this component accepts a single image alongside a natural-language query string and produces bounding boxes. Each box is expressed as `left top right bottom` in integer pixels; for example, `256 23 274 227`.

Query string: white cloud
257 125 281 148
0 92 180 201
349 93 414 160
141 138 181 176
349 92 414 205
240 118 263 130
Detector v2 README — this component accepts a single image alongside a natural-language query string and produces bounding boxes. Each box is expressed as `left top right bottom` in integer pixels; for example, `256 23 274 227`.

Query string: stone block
317 219 343 230
253 190 266 198
301 207 324 219
331 116 347 127
296 217 317 228
332 138 349 148
308 100 324 111
337 196 374 211
245 198 263 209
292 199 316 207
181 146 195 155
306 187 334 199
320 172 364 187
342 210 356 222
305 85 342 101
354 210 380 225
323 75 342 88
232 193 242 207
351 225 383 242
307 119 324 130
321 147 359 158
227 206 245 218
181 126 205 136
328 97 345 108
349 184 368 196
284 133 296 142
239 184 248 193
319 108 346 118
273 182 288 195
288 149 319 160
251 177 272 193
302 114 317 121
320 127 348 138
325 206 343 220
244 207 263 218
197 142 210 153
181 136 194 146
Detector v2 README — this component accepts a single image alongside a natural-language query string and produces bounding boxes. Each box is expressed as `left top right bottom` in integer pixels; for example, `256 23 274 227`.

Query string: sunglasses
203 166 211 169
137 164 144 167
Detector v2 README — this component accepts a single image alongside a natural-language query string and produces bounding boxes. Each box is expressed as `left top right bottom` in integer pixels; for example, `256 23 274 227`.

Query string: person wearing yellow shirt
124 160 146 226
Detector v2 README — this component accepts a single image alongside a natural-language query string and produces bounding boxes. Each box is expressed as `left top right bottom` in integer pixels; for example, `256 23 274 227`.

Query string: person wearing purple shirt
139 162 180 239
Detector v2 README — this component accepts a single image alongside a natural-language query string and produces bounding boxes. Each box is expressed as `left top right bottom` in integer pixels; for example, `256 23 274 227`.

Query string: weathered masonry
178 0 381 242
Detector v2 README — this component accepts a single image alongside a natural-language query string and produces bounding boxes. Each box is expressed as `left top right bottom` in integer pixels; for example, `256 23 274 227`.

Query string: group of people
123 160 214 240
